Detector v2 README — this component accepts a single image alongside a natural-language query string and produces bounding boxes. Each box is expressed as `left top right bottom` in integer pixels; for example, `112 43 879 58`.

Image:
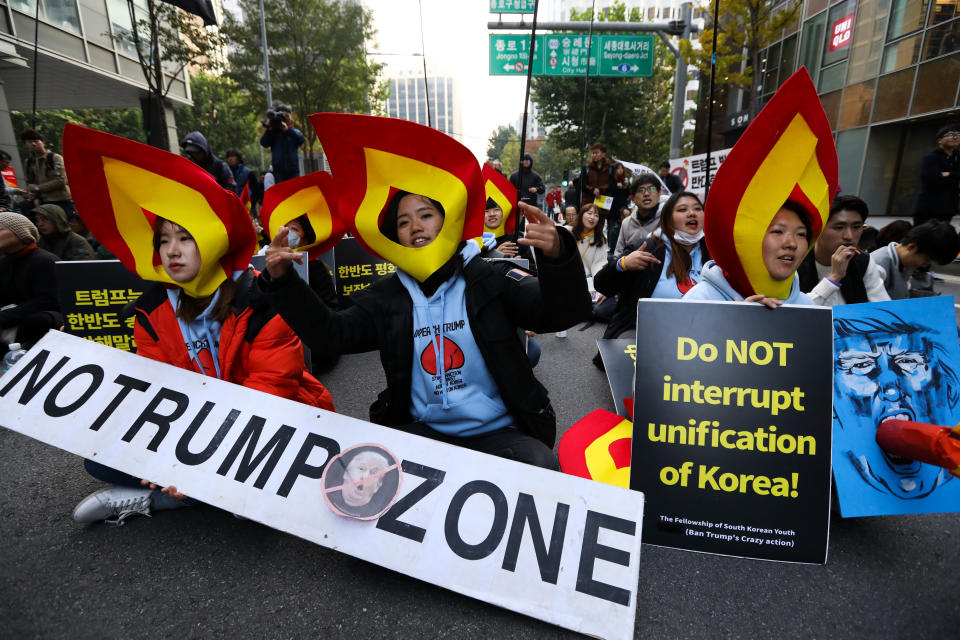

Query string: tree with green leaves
223 0 387 170
174 72 262 169
487 124 518 160
534 135 580 186
530 2 674 167
679 0 800 117
11 109 144 161
113 0 226 149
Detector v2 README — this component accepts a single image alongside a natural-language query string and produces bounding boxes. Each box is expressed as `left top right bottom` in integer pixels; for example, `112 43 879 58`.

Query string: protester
684 201 814 308
571 202 608 278
509 153 545 207
180 131 236 191
562 205 578 230
875 219 912 246
225 148 259 202
912 125 959 225
72 217 334 525
67 213 113 259
545 186 563 219
564 174 581 210
0 212 61 354
607 163 631 256
259 192 592 470
870 221 959 299
484 198 518 258
20 128 75 217
0 150 27 211
259 103 305 184
798 195 890 306
34 203 95 261
614 174 662 258
659 161 683 193
583 142 612 206
596 191 710 343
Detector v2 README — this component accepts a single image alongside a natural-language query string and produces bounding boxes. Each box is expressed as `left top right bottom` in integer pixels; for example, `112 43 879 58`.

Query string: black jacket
914 147 960 221
797 251 869 304
594 238 710 339
259 231 591 446
181 131 236 191
0 245 61 330
509 164 545 207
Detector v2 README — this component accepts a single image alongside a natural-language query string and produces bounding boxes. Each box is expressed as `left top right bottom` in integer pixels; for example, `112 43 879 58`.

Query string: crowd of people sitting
2 124 959 527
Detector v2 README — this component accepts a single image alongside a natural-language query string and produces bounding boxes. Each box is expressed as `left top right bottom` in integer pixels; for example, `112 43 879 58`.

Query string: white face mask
673 229 704 246
287 230 301 249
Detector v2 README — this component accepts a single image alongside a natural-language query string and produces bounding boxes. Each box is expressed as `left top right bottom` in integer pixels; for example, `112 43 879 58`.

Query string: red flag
308 113 485 282
558 409 633 488
62 123 257 298
259 171 345 259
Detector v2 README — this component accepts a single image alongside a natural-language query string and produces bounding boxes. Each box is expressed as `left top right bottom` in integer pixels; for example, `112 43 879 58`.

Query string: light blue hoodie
396 242 513 437
682 260 812 305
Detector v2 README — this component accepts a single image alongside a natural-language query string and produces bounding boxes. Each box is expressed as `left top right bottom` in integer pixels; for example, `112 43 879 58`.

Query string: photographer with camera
259 102 305 184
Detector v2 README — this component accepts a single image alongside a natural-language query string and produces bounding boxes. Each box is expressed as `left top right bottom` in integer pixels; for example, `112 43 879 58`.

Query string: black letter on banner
376 460 446 542
43 364 104 417
122 387 189 452
444 481 508 560
216 417 294 489
576 511 636 606
89 374 150 431
0 350 69 404
501 494 569 584
276 432 340 497
175 403 239 466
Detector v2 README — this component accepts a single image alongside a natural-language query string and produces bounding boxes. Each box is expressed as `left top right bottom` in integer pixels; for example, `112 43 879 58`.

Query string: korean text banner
0 332 644 640
631 300 833 563
832 297 960 517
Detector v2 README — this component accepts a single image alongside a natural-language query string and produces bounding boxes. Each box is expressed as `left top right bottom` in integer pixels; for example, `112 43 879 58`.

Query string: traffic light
562 169 569 187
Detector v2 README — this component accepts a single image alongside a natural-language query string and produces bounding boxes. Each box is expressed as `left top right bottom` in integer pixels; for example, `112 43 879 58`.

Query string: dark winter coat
181 131 236 191
259 127 305 183
509 155 545 207
36 205 95 261
913 147 960 222
258 231 592 447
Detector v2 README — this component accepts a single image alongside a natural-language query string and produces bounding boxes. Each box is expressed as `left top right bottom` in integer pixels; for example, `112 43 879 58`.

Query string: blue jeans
83 459 197 509
390 423 560 471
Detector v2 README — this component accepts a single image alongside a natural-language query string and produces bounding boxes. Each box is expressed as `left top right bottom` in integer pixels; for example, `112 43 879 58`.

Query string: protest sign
668 148 732 198
56 260 145 352
597 338 636 419
333 236 397 297
631 300 832 563
832 297 960 517
0 331 645 639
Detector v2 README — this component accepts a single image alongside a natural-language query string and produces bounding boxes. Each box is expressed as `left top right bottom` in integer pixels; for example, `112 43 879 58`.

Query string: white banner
0 332 645 639
669 147 734 198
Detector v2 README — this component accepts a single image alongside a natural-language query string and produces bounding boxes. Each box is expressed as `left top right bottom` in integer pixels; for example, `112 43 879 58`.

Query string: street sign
489 33 655 77
596 34 654 77
489 34 542 75
542 34 599 76
489 0 535 12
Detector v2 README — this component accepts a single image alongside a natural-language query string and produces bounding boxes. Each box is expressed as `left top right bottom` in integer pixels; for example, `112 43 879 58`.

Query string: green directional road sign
541 33 599 76
489 33 656 77
596 34 654 77
489 34 543 76
489 0 535 13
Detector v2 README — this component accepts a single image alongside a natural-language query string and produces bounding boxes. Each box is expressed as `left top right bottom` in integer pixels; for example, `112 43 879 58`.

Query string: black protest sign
597 339 636 418
55 260 145 352
333 237 397 297
631 300 832 563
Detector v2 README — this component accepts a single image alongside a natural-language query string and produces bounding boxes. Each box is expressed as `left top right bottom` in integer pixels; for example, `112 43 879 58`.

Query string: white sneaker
555 330 567 338
72 486 153 526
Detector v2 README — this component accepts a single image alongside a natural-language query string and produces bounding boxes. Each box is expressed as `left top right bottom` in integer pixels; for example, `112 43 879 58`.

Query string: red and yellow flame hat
558 409 633 488
62 124 257 298
704 68 839 299
259 171 345 259
482 164 517 236
308 113 485 282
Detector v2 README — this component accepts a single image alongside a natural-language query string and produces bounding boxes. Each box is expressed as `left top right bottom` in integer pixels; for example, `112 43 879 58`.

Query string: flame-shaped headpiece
308 113 485 282
704 68 839 299
62 124 257 298
260 171 345 259
482 164 517 236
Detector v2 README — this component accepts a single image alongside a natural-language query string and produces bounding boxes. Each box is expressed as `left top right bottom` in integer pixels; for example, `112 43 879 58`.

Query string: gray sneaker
72 486 153 526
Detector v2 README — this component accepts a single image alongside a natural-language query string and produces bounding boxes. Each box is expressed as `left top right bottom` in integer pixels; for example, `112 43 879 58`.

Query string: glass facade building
695 0 959 217
385 73 461 139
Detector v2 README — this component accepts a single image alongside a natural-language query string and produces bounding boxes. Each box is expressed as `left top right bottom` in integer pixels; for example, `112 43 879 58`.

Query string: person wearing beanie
508 152 545 207
913 124 959 225
33 203 95 261
0 211 62 352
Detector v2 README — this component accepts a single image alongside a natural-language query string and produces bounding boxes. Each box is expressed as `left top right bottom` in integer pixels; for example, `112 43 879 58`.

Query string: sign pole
515 0 540 236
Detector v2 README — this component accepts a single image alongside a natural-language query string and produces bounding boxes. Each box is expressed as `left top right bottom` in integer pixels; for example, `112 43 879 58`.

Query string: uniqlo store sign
830 13 855 51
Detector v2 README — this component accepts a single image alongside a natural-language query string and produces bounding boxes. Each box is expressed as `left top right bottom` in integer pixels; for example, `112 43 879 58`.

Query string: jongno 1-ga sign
0 331 645 640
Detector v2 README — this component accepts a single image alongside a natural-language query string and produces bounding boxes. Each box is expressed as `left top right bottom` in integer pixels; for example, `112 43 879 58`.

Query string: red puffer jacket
133 271 334 411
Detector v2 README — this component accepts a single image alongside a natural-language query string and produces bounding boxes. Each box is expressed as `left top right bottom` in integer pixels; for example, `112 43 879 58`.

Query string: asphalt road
2 320 959 639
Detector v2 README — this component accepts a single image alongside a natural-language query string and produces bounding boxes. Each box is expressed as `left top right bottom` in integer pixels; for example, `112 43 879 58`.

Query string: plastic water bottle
1 343 27 375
